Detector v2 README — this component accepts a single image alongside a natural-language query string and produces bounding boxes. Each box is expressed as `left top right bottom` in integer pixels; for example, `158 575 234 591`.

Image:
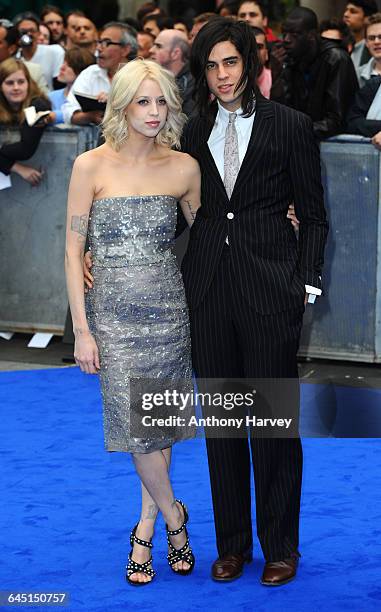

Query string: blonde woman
65 59 200 586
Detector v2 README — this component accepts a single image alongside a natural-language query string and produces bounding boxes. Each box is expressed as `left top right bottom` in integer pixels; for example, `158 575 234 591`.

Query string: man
14 12 64 90
343 0 378 70
137 30 154 58
347 73 381 148
237 1 278 42
252 26 282 99
0 21 48 94
319 18 355 54
189 13 217 44
40 4 65 46
64 22 137 125
276 7 358 139
180 17 328 585
72 16 98 54
357 12 381 86
149 29 194 115
64 10 85 50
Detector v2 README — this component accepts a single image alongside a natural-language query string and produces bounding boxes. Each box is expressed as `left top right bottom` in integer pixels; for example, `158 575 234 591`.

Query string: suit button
227 212 234 219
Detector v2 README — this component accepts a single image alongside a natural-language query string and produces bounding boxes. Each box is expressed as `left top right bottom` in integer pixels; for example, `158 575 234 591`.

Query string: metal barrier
1 129 380 361
299 136 381 363
0 125 99 334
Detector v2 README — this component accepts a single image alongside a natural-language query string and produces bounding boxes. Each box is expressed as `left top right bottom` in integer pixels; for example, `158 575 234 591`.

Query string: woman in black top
0 58 51 186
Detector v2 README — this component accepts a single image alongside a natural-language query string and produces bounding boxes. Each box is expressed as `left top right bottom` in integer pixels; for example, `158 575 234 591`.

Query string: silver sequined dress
86 195 194 453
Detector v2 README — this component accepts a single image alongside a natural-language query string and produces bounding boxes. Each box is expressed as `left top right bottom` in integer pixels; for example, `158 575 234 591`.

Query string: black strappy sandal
166 500 195 576
126 524 156 586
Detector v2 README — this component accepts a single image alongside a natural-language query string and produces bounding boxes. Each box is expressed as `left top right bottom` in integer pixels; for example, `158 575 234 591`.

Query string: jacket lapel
193 109 229 201
232 96 274 198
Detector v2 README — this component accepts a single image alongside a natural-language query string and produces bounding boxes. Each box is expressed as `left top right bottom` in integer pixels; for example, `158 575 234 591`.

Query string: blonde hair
101 59 186 151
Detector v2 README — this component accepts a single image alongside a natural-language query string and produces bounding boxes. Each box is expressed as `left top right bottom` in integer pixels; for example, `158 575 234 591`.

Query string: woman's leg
130 447 190 581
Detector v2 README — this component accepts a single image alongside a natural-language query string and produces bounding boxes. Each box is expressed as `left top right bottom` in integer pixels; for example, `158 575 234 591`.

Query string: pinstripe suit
180 95 328 562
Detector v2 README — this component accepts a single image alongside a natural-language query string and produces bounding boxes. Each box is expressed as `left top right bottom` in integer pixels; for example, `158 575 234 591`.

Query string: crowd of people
1 1 381 185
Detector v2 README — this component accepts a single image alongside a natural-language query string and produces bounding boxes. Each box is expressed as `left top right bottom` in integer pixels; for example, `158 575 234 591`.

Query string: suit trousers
189 246 304 562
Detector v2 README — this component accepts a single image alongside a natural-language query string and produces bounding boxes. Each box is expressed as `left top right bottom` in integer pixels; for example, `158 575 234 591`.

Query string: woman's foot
166 500 194 574
127 521 155 585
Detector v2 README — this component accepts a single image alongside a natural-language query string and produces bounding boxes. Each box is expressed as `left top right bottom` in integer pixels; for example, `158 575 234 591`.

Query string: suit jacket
346 76 381 137
180 95 328 315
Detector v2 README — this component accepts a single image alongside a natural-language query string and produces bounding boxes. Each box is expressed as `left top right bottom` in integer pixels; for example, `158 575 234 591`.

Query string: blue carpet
1 368 381 611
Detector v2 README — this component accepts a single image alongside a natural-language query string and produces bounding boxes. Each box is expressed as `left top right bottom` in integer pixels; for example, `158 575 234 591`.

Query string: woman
0 58 51 186
65 59 200 586
48 47 95 125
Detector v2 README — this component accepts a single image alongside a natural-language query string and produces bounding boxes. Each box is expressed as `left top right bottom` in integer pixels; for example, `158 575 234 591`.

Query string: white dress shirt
207 101 321 303
63 64 111 124
18 44 64 90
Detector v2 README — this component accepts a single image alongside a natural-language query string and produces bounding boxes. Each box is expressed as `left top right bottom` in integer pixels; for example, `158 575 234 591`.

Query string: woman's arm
0 97 51 174
65 153 100 374
178 155 201 227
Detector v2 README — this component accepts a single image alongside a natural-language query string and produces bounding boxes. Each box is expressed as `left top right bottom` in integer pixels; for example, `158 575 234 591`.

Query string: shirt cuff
305 285 322 304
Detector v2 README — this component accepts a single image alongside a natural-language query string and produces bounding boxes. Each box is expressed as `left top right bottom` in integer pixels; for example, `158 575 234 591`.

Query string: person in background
189 13 217 44
64 10 85 50
356 13 381 86
0 58 51 186
173 19 190 37
237 0 278 42
137 2 164 26
137 30 154 59
319 18 355 54
343 0 378 70
275 6 359 140
38 23 51 45
347 72 381 147
0 22 49 95
149 29 194 115
251 26 275 99
72 16 98 54
65 22 137 126
217 1 239 18
14 12 64 90
143 14 175 38
47 47 95 125
40 4 65 46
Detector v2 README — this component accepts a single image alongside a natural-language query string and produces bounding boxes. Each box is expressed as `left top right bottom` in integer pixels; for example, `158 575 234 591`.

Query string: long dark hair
190 17 259 118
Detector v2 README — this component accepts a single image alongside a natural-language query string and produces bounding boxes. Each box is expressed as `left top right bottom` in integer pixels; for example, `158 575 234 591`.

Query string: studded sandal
126 524 156 586
166 500 195 576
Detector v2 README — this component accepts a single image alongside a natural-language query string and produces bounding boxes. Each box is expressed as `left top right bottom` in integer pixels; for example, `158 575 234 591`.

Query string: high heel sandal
166 499 195 576
126 524 156 586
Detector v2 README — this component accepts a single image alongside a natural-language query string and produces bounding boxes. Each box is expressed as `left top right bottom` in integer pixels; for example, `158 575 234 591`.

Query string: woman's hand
83 251 94 291
12 162 43 186
74 330 100 374
287 204 300 230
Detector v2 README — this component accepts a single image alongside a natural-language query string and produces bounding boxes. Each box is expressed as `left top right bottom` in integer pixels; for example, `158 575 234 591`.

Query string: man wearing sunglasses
64 22 137 126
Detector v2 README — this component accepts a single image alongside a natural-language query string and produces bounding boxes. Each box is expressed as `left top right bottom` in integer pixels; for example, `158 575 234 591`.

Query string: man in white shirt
181 17 328 587
14 12 64 90
65 22 137 126
0 22 49 94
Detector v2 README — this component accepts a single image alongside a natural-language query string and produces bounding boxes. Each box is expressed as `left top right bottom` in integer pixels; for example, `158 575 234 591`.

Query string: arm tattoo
184 200 196 222
71 214 88 242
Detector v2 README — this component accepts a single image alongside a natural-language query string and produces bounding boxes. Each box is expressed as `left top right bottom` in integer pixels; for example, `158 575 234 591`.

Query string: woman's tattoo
71 214 88 242
184 200 196 221
145 503 158 519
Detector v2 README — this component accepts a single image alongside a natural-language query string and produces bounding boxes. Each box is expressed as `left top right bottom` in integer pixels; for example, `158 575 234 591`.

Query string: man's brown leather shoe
260 555 299 586
211 553 252 582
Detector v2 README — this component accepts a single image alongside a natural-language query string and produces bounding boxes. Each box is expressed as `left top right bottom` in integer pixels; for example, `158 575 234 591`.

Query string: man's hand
372 131 381 150
12 163 43 186
83 250 94 291
97 91 108 104
287 204 299 229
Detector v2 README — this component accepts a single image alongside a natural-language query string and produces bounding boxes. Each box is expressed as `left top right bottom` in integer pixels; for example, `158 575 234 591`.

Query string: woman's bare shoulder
168 149 200 175
73 146 106 172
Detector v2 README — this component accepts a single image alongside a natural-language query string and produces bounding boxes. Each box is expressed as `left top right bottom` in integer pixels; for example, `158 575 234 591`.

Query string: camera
19 33 33 47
